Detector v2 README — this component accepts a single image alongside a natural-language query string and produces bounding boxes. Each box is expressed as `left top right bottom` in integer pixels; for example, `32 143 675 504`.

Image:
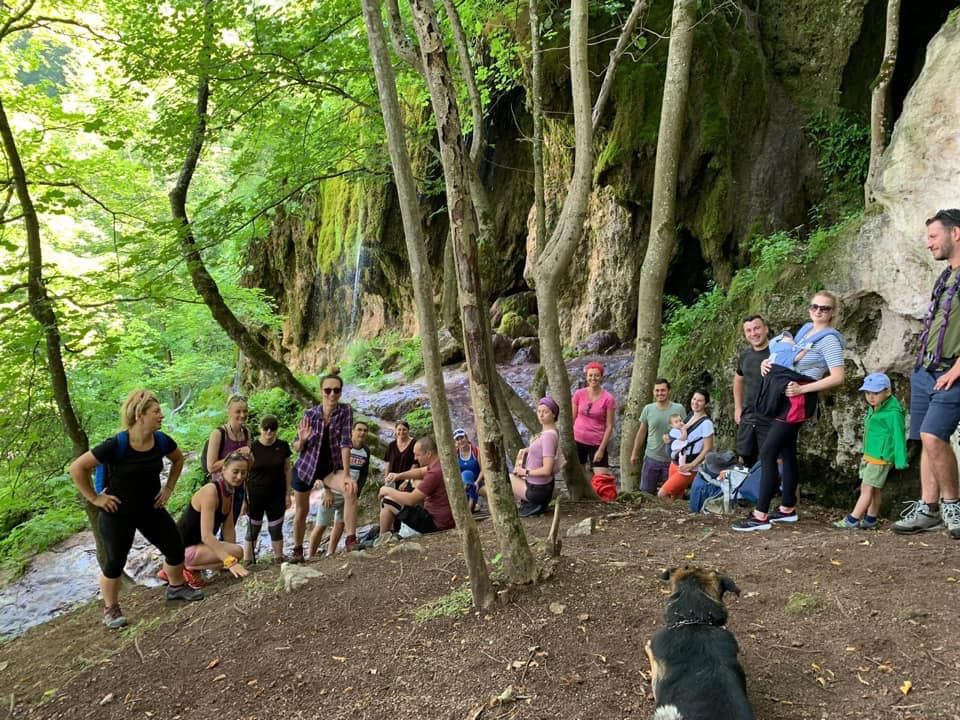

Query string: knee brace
267 518 284 542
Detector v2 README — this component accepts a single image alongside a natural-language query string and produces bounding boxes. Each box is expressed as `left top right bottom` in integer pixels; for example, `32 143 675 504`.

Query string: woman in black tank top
177 452 250 583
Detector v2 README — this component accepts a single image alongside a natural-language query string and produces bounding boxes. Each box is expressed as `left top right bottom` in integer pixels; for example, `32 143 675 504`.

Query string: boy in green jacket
834 373 908 529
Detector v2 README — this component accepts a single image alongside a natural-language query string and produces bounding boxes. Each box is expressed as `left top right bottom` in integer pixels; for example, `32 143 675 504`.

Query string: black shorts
575 441 609 468
393 504 439 534
524 480 555 507
736 412 770 464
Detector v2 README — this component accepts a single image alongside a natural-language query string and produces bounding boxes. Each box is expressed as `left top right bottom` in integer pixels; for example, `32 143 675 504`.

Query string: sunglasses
809 303 833 313
322 387 342 395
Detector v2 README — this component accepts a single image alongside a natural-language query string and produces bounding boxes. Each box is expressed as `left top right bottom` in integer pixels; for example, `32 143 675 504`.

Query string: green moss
315 177 362 274
784 592 824 616
404 407 434 437
594 62 663 180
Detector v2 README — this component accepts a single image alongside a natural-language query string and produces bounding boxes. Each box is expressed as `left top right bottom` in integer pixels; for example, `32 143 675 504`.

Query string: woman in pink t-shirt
510 397 560 515
571 361 616 472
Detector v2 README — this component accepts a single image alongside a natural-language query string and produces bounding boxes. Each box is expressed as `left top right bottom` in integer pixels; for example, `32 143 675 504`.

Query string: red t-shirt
419 460 454 530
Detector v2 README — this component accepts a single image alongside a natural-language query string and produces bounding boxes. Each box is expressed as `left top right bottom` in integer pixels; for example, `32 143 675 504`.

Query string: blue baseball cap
859 372 891 393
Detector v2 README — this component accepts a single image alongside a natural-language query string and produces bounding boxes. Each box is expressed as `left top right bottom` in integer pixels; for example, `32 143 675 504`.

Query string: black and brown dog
645 565 754 720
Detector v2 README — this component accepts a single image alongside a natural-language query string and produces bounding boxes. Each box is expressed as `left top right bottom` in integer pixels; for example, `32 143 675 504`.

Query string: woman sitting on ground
659 389 715 499
175 451 250 584
383 420 417 490
510 397 561 516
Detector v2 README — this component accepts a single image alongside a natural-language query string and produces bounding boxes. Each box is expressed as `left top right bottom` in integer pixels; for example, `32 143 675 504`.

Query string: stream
0 352 635 640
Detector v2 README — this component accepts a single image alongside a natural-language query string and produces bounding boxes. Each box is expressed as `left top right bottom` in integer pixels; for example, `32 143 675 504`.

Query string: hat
859 372 891 393
703 450 738 476
538 396 560 418
453 428 467 440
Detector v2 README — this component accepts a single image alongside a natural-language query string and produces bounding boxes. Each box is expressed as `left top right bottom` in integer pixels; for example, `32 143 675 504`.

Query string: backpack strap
795 322 845 349
114 431 130 461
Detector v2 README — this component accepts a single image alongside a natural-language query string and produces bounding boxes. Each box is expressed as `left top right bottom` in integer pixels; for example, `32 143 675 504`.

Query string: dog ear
719 575 741 597
660 567 675 582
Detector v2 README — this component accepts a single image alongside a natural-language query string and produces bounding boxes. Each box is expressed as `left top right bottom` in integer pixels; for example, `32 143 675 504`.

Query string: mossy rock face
498 311 537 339
490 291 538 329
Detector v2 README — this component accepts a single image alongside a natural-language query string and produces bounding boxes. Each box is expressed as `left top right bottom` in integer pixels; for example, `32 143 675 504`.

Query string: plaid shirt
293 403 353 483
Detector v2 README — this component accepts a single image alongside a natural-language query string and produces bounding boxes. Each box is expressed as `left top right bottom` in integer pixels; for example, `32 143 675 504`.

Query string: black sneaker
519 502 545 518
768 508 798 524
732 514 772 532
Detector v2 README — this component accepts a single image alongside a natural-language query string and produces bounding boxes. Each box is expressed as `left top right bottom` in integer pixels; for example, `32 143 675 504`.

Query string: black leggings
98 504 185 579
756 420 802 514
246 484 286 542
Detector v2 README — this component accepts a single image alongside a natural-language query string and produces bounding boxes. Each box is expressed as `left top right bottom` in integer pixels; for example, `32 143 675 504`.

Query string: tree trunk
169 0 318 410
865 0 901 205
526 0 595 499
497 375 539 436
592 0 648 132
407 0 536 585
361 0 495 606
528 0 547 259
619 0 697 491
0 96 107 567
440 231 460 333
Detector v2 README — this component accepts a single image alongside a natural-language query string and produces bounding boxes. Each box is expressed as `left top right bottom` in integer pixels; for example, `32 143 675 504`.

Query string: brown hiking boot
290 545 305 563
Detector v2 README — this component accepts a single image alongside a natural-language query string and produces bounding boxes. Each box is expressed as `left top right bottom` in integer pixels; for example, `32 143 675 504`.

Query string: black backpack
200 426 249 478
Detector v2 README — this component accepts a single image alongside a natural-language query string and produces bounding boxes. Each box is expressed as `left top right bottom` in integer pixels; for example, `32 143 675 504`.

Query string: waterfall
348 239 365 336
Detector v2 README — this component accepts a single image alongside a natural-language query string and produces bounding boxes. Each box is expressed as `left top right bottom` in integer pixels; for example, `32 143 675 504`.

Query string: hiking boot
290 545 305 564
519 502 545 518
102 605 127 629
769 507 798 524
940 500 960 539
891 500 942 534
344 534 359 553
166 583 204 602
373 531 398 548
832 517 859 529
858 518 879 530
182 567 206 589
731 513 771 532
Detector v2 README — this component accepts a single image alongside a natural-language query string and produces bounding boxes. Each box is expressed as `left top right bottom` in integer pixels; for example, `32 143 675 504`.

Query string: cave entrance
840 1 958 124
663 229 710 311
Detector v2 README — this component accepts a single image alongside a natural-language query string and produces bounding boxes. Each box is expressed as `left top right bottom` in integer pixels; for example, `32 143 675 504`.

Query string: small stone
99 693 114 706
549 602 566 614
386 542 424 555
566 517 595 537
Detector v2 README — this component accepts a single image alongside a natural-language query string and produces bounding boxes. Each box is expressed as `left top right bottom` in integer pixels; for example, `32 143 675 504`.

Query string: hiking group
70 209 960 628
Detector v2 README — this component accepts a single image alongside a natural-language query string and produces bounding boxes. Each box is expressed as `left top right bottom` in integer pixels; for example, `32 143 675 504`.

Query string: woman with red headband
571 361 617 473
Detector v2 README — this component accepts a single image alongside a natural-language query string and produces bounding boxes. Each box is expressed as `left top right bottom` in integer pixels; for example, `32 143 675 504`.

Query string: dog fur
645 565 754 720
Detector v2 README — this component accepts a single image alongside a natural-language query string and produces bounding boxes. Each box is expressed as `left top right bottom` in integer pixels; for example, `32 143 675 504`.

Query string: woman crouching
176 452 250 583
510 397 561 516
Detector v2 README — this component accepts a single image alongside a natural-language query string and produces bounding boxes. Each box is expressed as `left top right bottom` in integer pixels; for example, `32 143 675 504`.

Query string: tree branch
592 0 649 131
385 0 423 71
440 0 484 165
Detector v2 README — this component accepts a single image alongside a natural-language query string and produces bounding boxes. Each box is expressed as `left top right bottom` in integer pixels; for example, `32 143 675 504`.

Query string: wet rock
510 337 540 364
573 330 622 356
491 332 515 364
437 328 465 366
497 312 537 339
386 542 424 555
490 291 538 329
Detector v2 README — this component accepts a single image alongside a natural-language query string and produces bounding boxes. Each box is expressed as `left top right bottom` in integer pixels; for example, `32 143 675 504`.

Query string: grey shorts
909 368 960 441
315 491 345 527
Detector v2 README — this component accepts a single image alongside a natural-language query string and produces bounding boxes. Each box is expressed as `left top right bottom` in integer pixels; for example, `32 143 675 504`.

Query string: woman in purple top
510 397 561 515
205 394 253 524
571 361 616 472
291 373 356 561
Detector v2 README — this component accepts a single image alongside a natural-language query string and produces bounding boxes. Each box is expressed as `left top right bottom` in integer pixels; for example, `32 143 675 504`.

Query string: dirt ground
1 499 959 720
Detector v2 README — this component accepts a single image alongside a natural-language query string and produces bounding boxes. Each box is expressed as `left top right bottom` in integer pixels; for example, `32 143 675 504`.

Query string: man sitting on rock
378 436 454 540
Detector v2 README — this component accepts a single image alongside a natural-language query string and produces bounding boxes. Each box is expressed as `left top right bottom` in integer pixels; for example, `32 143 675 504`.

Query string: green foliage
661 284 727 372
805 110 869 217
341 333 424 391
784 592 824 616
0 483 86 576
404 407 434 438
412 584 473 622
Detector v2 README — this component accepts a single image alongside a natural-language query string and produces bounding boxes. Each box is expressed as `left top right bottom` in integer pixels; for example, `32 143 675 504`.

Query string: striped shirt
794 334 845 380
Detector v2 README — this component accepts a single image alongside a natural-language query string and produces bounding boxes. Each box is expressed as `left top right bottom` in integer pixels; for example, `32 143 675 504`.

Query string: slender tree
406 0 537 584
865 0 901 205
361 0 494 606
619 0 698 490
168 0 319 409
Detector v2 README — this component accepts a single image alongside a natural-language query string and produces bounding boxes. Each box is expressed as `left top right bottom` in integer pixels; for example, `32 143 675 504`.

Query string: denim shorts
909 367 960 441
315 491 345 527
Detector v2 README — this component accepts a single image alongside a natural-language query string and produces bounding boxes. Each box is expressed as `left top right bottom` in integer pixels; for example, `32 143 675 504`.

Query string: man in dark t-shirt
377 436 454 537
733 315 771 466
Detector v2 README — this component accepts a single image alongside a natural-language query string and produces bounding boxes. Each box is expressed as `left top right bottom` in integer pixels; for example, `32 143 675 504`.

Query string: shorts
859 460 891 489
735 412 770 463
639 457 670 493
393 504 439 534
291 455 334 493
184 544 202 569
315 490 345 527
910 367 960 441
523 480 554 507
575 441 609 468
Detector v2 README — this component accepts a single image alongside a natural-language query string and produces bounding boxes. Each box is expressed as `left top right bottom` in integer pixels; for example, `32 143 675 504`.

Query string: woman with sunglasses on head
734 291 846 532
383 420 417 490
205 394 253 524
175 451 249 583
290 372 357 560
571 361 617 474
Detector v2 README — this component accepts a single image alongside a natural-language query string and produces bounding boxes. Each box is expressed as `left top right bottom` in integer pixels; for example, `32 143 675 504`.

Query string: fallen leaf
213 674 226 682
811 662 822 672
743 591 759 598
858 539 871 546
845 646 857 652
947 577 957 583
497 685 516 704
0 661 7 672
332 656 347 662
877 663 893 673
815 677 827 688
464 705 485 720
549 602 566 615
784 568 793 574
247 679 257 686
205 658 221 670
900 680 913 695
99 693 114 706
830 559 842 566
856 673 871 686
577 613 590 622
684 552 695 560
